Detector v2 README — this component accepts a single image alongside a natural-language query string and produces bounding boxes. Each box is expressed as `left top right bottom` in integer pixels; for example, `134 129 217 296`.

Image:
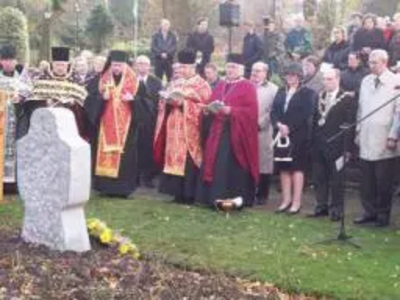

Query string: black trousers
256 174 270 200
359 158 398 222
154 58 173 82
312 150 344 215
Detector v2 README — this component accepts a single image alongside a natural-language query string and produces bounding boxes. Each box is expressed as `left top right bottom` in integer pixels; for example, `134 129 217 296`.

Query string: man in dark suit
242 21 264 79
308 69 357 221
134 55 164 188
186 18 215 77
151 19 178 82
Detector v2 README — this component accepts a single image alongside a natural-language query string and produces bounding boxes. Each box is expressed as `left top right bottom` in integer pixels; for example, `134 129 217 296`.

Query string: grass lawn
1 195 399 300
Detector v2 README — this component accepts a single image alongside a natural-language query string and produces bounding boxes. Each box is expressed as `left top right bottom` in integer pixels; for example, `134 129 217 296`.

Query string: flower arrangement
87 218 140 259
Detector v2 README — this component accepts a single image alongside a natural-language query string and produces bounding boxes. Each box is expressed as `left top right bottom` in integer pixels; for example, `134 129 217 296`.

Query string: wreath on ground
87 218 140 259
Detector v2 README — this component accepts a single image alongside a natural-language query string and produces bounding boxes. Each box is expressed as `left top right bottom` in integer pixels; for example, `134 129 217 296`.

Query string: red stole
154 75 211 176
203 79 259 183
95 67 138 178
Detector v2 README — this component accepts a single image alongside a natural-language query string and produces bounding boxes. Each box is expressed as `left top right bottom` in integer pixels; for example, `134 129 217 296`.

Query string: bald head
161 19 171 32
251 62 269 84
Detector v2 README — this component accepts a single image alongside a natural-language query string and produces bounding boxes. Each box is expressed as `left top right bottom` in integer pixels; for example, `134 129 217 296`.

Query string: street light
42 8 52 61
75 1 81 52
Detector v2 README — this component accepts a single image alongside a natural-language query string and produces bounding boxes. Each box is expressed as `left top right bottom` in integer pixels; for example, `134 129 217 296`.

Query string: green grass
1 197 399 300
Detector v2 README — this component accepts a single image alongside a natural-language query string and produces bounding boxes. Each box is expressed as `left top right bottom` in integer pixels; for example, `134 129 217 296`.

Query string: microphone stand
317 91 400 249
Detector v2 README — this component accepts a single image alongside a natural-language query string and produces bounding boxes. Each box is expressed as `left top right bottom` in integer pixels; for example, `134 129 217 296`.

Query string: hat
227 53 244 65
283 62 303 77
178 49 196 64
51 47 70 62
1 45 16 60
109 50 129 63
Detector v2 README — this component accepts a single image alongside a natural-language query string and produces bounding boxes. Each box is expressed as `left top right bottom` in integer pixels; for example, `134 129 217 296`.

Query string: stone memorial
18 108 91 252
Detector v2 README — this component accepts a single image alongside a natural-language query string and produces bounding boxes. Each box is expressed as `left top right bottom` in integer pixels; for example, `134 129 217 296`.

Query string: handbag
273 132 293 162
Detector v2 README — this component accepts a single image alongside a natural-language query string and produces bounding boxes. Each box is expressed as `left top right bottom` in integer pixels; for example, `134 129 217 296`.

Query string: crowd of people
1 11 400 229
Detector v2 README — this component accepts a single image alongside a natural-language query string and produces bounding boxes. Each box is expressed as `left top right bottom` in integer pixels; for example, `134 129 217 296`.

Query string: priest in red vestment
196 54 259 207
154 49 211 203
89 50 139 198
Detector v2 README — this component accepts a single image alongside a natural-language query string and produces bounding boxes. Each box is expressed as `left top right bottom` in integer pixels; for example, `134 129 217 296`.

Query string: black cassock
84 74 139 198
134 75 163 184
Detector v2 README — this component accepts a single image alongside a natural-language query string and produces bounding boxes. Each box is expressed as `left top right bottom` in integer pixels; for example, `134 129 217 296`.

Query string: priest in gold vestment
154 49 211 203
89 50 139 198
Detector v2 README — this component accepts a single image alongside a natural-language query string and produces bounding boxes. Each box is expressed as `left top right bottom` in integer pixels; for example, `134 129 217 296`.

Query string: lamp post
42 9 52 61
75 1 81 52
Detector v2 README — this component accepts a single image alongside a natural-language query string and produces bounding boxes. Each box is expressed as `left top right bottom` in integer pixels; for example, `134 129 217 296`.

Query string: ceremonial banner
0 89 6 202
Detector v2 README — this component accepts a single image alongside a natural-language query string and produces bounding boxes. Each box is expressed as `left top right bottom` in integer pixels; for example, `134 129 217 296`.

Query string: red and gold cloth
95 67 138 178
154 75 211 176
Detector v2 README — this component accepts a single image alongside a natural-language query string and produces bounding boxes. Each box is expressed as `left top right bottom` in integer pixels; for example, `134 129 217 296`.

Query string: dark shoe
255 197 267 206
275 202 292 213
353 215 377 225
375 218 390 228
144 181 155 188
307 210 329 218
330 213 341 222
123 193 135 200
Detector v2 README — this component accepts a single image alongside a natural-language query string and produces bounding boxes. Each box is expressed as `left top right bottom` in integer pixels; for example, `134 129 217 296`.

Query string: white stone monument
18 108 91 252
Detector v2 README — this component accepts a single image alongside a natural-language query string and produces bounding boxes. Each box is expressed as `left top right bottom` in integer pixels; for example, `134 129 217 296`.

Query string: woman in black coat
271 63 317 214
340 52 369 94
351 14 386 64
323 26 350 70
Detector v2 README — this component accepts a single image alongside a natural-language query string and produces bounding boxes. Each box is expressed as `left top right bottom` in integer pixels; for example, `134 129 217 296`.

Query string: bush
0 7 30 63
111 38 151 58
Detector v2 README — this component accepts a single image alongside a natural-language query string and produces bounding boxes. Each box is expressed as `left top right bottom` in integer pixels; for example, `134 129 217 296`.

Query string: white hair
370 49 389 63
252 61 269 73
136 55 151 64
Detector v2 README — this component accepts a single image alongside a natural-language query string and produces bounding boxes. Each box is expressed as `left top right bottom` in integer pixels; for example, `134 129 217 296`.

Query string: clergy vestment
154 75 211 203
92 66 139 197
196 79 259 207
0 69 32 188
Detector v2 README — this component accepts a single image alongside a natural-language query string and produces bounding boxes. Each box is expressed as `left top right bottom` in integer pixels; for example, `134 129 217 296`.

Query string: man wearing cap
0 45 32 192
88 50 139 198
154 49 211 204
25 47 88 138
196 54 259 207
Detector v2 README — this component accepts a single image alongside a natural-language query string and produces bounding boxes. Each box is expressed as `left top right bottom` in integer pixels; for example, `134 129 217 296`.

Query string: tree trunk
362 0 399 16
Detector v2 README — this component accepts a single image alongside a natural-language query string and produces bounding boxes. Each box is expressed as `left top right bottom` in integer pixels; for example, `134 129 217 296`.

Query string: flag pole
133 0 139 57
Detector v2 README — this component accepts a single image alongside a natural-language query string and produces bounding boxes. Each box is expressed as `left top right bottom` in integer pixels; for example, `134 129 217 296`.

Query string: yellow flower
119 243 130 255
112 233 124 244
87 219 100 231
100 229 113 244
131 250 140 260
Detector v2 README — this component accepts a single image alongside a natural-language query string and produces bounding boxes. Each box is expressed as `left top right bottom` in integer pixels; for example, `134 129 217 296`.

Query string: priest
196 54 259 207
154 48 211 203
24 47 88 138
89 50 139 198
0 45 32 192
